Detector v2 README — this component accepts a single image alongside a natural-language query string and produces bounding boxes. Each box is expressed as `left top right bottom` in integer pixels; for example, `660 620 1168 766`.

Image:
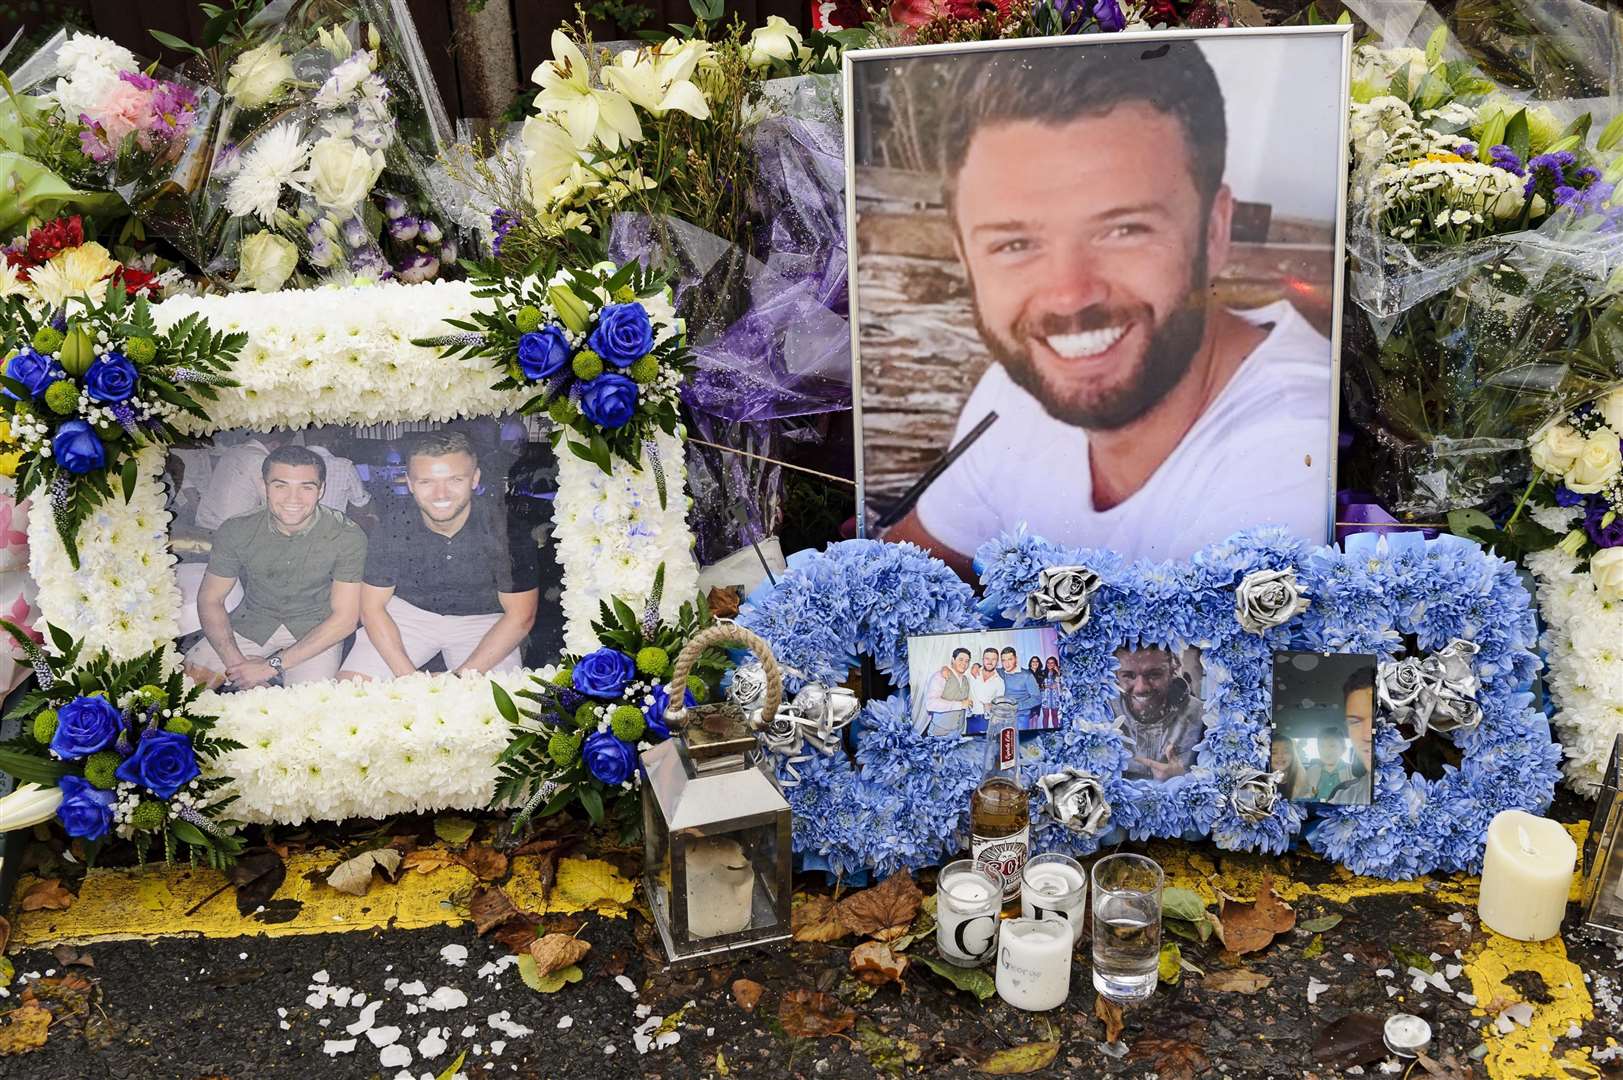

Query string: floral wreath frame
740 529 1561 881
22 280 697 825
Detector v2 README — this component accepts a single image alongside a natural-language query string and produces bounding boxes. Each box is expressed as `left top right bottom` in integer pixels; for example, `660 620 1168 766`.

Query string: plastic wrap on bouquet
551 429 699 655
0 481 40 695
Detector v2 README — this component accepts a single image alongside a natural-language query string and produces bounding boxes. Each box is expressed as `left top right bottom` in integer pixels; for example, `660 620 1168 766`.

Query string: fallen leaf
779 989 855 1038
529 934 590 979
19 973 93 1022
0 1004 50 1055
1299 913 1343 934
18 880 72 912
1391 943 1435 974
1161 886 1208 922
433 816 477 848
1312 1012 1388 1068
1415 1052 1474 1079
791 895 849 943
435 1050 469 1080
517 954 583 993
837 872 923 940
716 1048 730 1075
1158 942 1183 986
402 849 462 874
855 1020 922 1071
0 916 9 954
1302 936 1326 959
50 946 91 969
1131 1037 1210 1080
469 886 523 935
0 958 13 989
325 848 403 896
1203 969 1272 994
457 844 508 882
1095 994 1125 1043
732 978 764 1011
1218 874 1295 955
978 1040 1059 1074
492 920 539 956
229 848 286 916
915 955 996 1001
850 941 908 986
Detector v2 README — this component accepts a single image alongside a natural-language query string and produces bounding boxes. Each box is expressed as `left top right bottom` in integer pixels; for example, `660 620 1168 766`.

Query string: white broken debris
367 1026 403 1048
426 986 468 1011
1495 1002 1536 1034
487 1011 533 1038
346 1000 382 1036
1458 992 1478 1006
1376 969 1394 979
440 944 469 968
556 1016 574 1031
615 975 638 995
384 977 400 992
476 955 519 980
322 1038 358 1056
398 980 428 997
1307 978 1330 1005
380 1043 413 1069
1445 965 1462 981
419 1028 448 1059
313 970 331 984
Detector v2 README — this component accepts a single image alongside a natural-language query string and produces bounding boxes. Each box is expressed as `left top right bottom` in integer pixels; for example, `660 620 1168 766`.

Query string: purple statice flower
1555 185 1580 207
380 193 408 220
1584 501 1623 548
308 236 338 268
1524 150 1578 199
1576 166 1601 185
417 218 443 245
386 215 420 244
1553 483 1589 508
490 208 518 257
342 217 372 249
1488 144 1526 177
395 251 440 284
1455 142 1477 158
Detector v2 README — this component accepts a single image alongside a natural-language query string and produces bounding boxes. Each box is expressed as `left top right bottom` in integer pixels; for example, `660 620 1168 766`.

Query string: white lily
531 31 642 152
521 115 590 208
316 24 352 59
0 783 63 832
602 44 710 120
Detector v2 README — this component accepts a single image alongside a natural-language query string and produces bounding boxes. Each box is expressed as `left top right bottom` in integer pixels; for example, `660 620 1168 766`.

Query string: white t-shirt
969 671 1004 716
916 302 1333 563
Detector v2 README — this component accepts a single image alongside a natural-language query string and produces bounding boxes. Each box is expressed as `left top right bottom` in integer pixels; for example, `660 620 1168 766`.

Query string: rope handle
664 622 782 729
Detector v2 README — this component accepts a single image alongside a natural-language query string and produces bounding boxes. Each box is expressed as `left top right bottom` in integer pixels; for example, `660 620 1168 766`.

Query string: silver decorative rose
1234 567 1311 634
748 677 859 785
1229 767 1285 823
1026 566 1104 634
1378 639 1482 737
727 661 770 712
1036 768 1112 836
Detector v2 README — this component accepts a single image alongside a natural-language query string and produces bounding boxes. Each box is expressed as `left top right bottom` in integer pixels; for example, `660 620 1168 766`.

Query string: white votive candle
1478 810 1576 942
936 860 1002 967
995 917 1072 1011
1021 854 1087 945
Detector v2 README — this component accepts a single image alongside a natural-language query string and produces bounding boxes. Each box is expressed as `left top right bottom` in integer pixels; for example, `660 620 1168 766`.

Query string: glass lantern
1582 734 1623 935
642 624 792 965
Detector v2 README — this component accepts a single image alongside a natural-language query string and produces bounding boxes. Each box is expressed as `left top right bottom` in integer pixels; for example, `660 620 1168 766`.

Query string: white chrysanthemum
224 123 311 225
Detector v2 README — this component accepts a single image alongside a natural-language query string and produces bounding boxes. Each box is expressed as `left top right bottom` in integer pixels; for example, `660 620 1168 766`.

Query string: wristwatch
266 653 284 675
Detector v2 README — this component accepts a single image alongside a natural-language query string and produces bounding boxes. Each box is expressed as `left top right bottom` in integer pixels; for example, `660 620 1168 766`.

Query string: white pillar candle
1478 810 1576 942
1021 855 1087 945
685 835 755 939
995 917 1072 1011
936 860 1002 966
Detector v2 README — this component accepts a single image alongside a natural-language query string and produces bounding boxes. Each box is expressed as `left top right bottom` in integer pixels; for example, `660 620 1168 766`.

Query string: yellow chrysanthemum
1414 152 1467 166
26 242 120 311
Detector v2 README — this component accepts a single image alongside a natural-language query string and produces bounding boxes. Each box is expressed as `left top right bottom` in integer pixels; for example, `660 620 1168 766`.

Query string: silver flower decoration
1234 567 1311 634
1026 566 1104 634
1036 768 1112 836
1229 767 1285 823
749 682 859 784
1378 640 1482 737
727 661 769 712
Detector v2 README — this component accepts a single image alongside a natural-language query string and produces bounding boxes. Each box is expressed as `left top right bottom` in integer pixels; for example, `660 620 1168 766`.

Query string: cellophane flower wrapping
1338 0 1623 516
198 0 459 290
607 75 851 565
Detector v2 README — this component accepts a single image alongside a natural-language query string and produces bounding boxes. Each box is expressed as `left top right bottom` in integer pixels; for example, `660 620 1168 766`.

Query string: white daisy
224 123 311 225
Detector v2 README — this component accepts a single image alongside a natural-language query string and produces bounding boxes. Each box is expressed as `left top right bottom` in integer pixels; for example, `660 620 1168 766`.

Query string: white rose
235 232 299 293
747 16 802 68
302 136 384 213
1591 547 1623 602
226 42 293 109
1564 431 1623 494
1530 423 1587 475
1595 388 1623 436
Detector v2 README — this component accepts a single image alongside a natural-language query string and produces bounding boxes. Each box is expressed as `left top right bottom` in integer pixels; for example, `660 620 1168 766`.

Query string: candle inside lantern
685 835 755 939
936 860 1002 966
995 917 1072 1011
1021 854 1087 945
1478 810 1576 942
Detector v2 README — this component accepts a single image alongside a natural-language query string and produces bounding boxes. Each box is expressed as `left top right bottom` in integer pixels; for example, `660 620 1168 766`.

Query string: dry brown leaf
529 934 591 979
837 872 922 940
1203 969 1272 994
1095 995 1125 1043
401 849 462 874
0 916 10 954
492 921 539 956
978 1041 1060 1075
849 941 908 986
325 848 402 896
778 989 854 1039
732 978 764 1011
457 844 509 882
791 895 849 943
1218 874 1295 956
707 587 741 619
18 880 72 912
469 886 523 936
0 1004 50 1055
1132 1038 1211 1080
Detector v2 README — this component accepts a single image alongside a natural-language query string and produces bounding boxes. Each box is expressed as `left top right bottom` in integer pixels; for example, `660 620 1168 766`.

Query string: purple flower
381 194 409 219
395 252 440 283
387 216 420 244
3 349 65 399
517 326 572 380
1093 0 1125 30
581 730 636 785
417 219 444 245
490 209 518 257
50 694 122 759
343 217 372 249
78 119 115 163
439 239 459 265
1525 150 1578 199
578 373 639 429
1554 484 1588 508
642 685 694 741
56 775 115 841
147 81 197 139
1488 145 1525 177
118 70 157 92
114 729 200 798
1455 142 1477 158
1584 502 1623 548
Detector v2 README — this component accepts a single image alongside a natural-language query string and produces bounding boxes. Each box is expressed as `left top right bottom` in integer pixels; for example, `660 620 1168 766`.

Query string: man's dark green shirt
206 506 367 644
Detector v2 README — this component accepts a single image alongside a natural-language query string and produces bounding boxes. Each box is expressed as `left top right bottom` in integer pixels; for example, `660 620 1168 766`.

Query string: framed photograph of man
846 27 1351 574
905 626 1062 736
1270 651 1376 807
167 417 565 691
1111 644 1207 782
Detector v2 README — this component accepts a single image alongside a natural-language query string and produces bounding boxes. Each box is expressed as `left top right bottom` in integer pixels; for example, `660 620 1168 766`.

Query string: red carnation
25 216 85 265
114 265 160 297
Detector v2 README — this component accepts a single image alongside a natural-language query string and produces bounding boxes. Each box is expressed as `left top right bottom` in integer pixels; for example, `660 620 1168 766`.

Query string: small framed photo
1111 645 1207 782
1270 651 1376 807
905 626 1062 736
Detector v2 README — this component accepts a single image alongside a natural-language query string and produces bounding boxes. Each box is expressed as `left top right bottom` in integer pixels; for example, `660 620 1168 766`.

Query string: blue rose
578 373 638 430
84 351 138 403
642 685 694 742
56 774 115 841
114 729 200 798
52 419 106 474
582 729 636 786
586 303 654 367
49 694 122 760
3 349 65 399
572 647 636 700
517 327 573 381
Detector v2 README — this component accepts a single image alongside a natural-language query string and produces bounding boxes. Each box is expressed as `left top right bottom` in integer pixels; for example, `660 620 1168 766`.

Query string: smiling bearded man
883 41 1332 575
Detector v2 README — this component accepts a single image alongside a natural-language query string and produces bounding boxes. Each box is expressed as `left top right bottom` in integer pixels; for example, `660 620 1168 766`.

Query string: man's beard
974 248 1210 431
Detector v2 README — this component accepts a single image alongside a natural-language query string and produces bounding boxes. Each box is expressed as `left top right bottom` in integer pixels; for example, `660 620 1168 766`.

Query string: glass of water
1090 853 1164 1002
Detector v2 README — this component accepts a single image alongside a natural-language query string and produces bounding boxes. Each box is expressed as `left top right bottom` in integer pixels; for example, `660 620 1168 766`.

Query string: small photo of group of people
165 418 564 692
905 627 1063 737
1269 652 1376 807
1111 645 1207 782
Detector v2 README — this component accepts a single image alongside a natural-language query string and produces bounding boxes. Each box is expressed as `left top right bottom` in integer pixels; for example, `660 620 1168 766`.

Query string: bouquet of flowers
489 566 728 826
1 214 167 310
0 285 243 565
0 621 242 867
1509 389 1623 585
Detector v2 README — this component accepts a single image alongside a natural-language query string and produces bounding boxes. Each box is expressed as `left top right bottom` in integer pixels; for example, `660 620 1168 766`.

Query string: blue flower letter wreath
743 529 1560 881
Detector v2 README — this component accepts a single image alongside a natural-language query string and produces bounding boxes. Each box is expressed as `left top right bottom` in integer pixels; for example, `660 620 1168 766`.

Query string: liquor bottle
970 697 1029 907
